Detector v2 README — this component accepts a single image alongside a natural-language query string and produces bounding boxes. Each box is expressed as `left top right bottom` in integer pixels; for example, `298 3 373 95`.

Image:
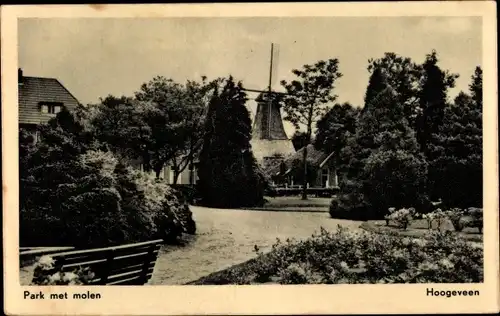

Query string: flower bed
361 206 483 242
187 226 483 285
360 220 483 242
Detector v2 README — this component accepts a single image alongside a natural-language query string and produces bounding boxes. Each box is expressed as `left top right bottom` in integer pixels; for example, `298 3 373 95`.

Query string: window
321 168 329 188
40 102 63 115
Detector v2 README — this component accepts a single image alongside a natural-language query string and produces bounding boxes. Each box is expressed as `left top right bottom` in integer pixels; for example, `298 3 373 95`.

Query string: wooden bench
31 239 163 285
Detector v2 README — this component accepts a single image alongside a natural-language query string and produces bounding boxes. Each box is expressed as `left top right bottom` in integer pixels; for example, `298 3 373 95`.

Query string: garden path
149 206 363 285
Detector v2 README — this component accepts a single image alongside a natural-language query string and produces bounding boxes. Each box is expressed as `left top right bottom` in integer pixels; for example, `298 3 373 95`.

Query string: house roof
19 76 80 125
266 144 334 176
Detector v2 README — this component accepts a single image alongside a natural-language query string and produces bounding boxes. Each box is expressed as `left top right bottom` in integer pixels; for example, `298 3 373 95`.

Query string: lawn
248 196 332 212
360 218 483 242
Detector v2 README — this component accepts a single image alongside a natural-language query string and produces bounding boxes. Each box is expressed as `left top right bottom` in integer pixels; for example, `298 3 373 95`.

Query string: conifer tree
427 67 482 207
335 67 428 218
198 77 266 208
416 50 459 155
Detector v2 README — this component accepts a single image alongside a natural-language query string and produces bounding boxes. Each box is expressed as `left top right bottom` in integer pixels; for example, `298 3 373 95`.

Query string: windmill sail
270 43 280 90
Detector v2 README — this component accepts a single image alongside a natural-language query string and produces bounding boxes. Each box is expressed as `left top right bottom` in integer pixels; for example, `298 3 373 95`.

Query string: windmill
243 43 296 169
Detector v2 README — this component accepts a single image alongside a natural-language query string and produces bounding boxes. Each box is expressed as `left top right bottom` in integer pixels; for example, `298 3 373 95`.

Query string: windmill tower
243 43 295 169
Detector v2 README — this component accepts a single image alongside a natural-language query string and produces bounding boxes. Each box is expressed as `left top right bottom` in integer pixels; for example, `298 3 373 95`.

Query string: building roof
19 75 80 125
250 138 296 164
266 144 334 176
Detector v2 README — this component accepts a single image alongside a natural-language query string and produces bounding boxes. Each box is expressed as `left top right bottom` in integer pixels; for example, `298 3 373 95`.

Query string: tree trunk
301 143 308 200
173 170 180 185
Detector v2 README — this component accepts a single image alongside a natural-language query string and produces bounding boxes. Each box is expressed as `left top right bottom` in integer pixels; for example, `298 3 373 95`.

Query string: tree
416 50 459 156
336 70 428 218
367 53 423 124
135 76 221 182
165 78 222 184
315 102 360 169
291 130 309 151
470 66 483 108
90 95 153 168
280 59 343 199
427 67 482 207
197 77 267 208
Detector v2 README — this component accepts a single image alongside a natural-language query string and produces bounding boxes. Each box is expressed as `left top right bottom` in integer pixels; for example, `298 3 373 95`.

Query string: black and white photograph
2 2 498 315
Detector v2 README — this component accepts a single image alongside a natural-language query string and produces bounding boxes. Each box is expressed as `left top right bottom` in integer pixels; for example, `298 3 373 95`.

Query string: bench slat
109 259 157 275
51 243 160 263
108 266 155 282
49 239 163 259
107 272 154 286
60 248 159 267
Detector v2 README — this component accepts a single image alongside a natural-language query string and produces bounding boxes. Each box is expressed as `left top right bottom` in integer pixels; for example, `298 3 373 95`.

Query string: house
266 144 339 189
139 158 200 185
18 68 80 138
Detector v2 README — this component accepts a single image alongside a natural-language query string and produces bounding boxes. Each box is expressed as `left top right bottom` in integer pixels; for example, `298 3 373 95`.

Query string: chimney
18 68 23 85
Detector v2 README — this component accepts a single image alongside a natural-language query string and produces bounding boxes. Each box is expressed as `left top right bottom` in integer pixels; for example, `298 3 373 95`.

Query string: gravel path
149 206 363 285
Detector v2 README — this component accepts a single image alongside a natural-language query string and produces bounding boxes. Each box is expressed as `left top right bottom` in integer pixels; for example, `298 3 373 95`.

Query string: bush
329 180 372 220
170 184 201 205
20 149 196 248
329 197 368 220
362 150 429 217
444 208 465 232
278 262 323 285
466 207 483 233
190 226 483 285
385 207 419 230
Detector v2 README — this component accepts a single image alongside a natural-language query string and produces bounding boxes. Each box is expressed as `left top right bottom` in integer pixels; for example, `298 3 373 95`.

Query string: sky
18 17 482 136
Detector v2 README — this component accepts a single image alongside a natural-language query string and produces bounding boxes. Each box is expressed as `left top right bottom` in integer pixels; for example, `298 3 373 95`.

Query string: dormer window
40 102 63 115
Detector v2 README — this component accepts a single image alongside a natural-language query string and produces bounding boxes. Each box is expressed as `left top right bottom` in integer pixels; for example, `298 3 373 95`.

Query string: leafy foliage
416 50 459 155
197 77 267 208
31 255 95 285
134 76 221 180
20 110 195 247
191 227 483 284
427 67 482 207
291 130 309 151
385 207 419 230
315 102 360 168
334 69 428 218
280 59 343 199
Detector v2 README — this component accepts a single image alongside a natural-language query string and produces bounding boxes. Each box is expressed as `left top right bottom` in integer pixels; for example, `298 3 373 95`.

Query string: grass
360 219 483 242
247 196 332 212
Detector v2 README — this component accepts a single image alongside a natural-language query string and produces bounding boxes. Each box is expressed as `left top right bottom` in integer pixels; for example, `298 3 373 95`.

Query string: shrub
191 226 483 285
362 150 429 217
329 180 372 220
466 207 483 233
385 207 419 230
20 149 196 248
384 207 397 226
421 208 448 231
278 262 323 285
444 208 466 232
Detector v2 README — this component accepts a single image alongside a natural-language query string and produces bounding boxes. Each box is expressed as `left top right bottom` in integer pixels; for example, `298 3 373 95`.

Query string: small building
18 68 80 137
267 144 339 189
138 159 200 185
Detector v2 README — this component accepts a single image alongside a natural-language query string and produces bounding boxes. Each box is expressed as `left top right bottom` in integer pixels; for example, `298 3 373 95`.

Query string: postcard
2 2 498 315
